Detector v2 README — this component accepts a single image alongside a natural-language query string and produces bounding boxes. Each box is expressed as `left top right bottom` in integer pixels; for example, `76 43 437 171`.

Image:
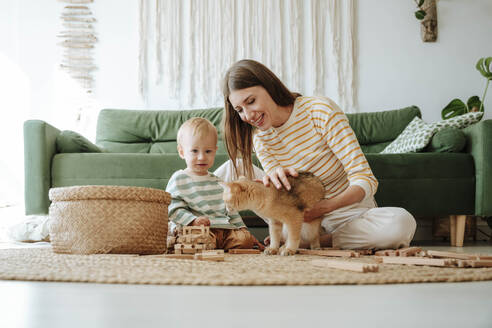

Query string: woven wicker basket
49 185 171 255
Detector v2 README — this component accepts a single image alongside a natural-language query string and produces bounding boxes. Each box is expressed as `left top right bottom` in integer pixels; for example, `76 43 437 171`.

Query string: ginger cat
220 172 325 256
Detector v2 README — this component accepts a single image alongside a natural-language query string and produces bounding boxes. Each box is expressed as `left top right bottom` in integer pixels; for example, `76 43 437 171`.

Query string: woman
220 59 416 250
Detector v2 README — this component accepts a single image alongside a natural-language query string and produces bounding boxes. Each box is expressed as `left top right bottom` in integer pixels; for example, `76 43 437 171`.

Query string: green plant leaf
441 98 467 119
476 57 492 79
467 96 483 112
415 10 426 20
418 0 425 7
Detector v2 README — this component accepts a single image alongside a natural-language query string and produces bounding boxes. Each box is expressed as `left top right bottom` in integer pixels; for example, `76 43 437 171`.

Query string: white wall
1 0 492 205
358 0 492 122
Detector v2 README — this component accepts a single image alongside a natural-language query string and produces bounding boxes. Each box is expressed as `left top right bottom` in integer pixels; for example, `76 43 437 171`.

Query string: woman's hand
191 216 211 226
304 199 332 222
262 167 298 190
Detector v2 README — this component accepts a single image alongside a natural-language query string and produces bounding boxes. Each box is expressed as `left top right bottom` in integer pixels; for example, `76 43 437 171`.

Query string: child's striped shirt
253 96 378 200
166 170 246 229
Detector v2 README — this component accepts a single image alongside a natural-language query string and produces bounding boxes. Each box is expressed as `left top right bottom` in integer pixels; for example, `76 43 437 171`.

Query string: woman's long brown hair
222 59 300 179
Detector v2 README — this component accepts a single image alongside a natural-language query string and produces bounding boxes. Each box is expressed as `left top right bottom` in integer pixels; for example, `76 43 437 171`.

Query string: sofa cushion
425 127 466 153
56 130 106 153
367 153 475 216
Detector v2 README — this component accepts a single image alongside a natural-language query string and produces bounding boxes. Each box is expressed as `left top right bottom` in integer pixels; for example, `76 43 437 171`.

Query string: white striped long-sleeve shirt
166 170 246 229
253 96 378 201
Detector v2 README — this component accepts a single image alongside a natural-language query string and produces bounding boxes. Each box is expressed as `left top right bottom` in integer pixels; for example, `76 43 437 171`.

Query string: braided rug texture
1 248 492 285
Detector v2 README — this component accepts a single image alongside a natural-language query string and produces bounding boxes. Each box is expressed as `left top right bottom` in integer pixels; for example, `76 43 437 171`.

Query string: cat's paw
279 247 297 256
263 247 279 255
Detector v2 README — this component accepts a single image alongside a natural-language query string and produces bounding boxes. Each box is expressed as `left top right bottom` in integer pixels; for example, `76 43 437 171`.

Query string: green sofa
24 106 492 233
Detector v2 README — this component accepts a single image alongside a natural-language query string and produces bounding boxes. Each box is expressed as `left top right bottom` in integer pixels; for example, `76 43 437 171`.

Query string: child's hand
192 216 210 226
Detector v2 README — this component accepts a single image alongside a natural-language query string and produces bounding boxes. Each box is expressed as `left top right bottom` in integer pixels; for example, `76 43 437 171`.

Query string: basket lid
49 185 171 204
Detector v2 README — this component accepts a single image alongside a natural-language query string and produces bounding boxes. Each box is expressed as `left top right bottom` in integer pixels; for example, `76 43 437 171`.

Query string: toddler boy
166 117 260 250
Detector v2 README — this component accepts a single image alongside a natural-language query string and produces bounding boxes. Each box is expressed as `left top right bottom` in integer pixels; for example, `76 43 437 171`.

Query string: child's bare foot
192 216 210 226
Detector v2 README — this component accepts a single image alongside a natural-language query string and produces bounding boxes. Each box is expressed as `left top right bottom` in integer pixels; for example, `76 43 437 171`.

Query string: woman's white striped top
253 96 378 200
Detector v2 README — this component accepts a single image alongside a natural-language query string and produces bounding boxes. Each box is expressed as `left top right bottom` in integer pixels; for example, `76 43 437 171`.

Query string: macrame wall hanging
140 0 358 112
58 0 97 94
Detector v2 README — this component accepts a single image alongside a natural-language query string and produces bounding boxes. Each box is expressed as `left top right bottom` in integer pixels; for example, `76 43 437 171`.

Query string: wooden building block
194 253 225 262
354 249 374 255
201 250 224 255
164 254 195 260
174 244 200 254
456 260 492 268
424 250 492 261
374 249 399 257
425 250 478 260
382 257 456 267
397 247 422 257
297 249 360 257
182 225 210 236
311 259 379 273
228 249 261 254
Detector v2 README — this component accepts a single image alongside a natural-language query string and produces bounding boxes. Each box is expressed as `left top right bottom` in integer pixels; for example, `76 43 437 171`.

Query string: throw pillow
381 111 483 154
433 111 483 130
425 127 466 153
56 130 106 153
380 117 436 153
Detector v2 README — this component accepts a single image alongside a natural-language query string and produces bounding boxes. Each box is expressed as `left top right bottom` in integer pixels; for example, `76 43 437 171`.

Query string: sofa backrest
96 108 225 154
96 105 421 154
346 106 421 153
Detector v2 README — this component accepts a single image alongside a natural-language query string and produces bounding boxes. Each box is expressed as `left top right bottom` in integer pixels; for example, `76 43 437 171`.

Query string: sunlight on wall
0 53 30 207
53 68 101 142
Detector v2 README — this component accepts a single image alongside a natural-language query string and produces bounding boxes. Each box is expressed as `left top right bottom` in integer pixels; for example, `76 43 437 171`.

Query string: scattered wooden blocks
380 256 456 267
298 249 360 257
354 249 374 255
311 259 379 273
397 247 422 257
228 249 261 254
423 250 492 261
374 249 399 257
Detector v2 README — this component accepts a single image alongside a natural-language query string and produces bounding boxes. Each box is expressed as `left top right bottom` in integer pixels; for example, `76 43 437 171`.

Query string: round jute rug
1 248 492 285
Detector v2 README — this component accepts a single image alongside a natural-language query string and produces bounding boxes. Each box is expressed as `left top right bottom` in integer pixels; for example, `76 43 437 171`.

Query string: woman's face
228 85 284 130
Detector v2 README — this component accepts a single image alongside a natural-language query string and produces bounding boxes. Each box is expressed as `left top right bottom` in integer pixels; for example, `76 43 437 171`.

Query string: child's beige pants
211 228 257 250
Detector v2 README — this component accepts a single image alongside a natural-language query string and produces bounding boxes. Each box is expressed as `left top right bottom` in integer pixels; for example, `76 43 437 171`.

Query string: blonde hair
177 117 218 146
222 59 300 179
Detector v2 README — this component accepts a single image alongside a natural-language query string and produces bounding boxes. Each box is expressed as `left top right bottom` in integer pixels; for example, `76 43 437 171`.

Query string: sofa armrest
24 120 61 215
463 119 492 216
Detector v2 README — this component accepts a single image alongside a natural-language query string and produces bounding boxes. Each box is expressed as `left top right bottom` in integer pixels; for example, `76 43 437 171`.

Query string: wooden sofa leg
449 215 456 246
455 215 467 247
449 215 467 247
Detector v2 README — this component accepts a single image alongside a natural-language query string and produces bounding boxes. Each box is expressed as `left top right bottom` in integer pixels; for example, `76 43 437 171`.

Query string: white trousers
214 160 417 250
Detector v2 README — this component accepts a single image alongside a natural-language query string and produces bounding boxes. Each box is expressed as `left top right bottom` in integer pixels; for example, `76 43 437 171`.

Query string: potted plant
441 57 492 119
